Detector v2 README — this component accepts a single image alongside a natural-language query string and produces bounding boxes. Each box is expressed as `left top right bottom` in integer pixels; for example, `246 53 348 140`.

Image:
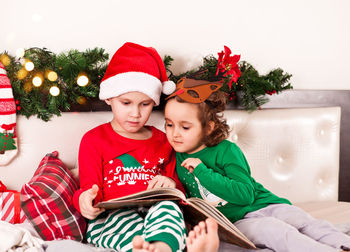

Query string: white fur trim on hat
99 72 162 105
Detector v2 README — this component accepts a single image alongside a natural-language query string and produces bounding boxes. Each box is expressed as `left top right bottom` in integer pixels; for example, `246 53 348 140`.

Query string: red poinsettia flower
216 46 241 89
216 51 225 75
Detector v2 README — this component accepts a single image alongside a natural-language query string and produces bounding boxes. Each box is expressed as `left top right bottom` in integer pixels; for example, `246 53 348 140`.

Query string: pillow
21 151 86 241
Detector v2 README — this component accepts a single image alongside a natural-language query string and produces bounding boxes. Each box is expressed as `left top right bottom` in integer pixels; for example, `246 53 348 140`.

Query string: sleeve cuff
73 188 83 213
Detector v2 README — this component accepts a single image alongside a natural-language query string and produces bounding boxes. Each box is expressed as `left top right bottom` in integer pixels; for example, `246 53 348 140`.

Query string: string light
0 54 11 66
23 81 33 93
49 86 60 96
24 61 34 71
16 68 28 80
16 48 25 58
77 74 89 86
47 71 58 82
77 96 87 105
32 75 43 87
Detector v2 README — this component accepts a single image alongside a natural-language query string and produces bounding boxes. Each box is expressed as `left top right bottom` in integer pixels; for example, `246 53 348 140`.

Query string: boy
73 42 185 252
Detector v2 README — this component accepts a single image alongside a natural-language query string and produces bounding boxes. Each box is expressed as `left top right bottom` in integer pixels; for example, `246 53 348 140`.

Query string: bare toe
132 235 144 250
132 235 152 252
188 230 196 240
186 218 219 252
206 218 218 233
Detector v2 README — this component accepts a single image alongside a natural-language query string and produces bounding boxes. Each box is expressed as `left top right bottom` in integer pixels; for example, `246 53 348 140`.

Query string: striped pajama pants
86 201 186 252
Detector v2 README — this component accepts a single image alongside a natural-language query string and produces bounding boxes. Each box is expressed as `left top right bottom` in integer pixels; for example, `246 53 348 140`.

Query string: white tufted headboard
1 107 340 204
225 107 340 203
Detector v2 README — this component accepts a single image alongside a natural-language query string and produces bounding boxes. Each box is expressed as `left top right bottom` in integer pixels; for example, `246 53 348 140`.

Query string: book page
184 198 256 249
188 198 241 233
95 188 185 209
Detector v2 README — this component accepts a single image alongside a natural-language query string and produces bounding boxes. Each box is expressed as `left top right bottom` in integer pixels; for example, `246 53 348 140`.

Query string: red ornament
216 46 241 90
15 100 19 105
228 91 236 101
16 106 21 111
266 90 277 95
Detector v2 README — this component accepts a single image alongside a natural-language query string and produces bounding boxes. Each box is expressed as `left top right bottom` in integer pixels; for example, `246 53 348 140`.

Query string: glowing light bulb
25 61 34 71
49 86 60 96
32 76 43 87
16 48 25 58
0 54 11 66
17 68 28 80
77 75 89 86
47 71 58 82
77 96 87 105
23 81 33 93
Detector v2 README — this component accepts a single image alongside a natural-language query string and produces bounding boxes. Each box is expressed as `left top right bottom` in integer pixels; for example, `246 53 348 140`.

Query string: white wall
2 0 350 90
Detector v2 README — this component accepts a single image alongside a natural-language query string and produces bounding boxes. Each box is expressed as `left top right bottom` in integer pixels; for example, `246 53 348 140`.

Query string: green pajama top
176 140 291 223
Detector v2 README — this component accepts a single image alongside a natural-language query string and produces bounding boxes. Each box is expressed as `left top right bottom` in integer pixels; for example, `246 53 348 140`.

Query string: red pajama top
73 123 184 212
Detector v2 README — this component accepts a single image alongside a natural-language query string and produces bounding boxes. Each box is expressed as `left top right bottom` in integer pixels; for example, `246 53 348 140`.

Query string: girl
164 78 350 252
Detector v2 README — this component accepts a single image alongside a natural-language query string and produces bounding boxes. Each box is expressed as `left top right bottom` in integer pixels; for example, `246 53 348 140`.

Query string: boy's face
164 99 206 154
106 91 154 134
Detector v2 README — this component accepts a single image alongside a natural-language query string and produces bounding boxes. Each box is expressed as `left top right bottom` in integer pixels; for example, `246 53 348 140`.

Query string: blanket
0 220 44 252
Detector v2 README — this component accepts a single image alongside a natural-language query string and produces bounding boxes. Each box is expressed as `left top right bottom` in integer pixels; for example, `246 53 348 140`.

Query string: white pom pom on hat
99 42 176 106
162 81 176 95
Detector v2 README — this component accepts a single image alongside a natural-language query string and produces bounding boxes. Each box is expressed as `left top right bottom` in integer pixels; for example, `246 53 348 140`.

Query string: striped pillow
21 151 86 241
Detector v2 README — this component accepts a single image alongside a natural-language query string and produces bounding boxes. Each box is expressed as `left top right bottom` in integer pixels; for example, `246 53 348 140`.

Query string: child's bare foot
186 218 219 252
132 235 157 252
132 235 171 252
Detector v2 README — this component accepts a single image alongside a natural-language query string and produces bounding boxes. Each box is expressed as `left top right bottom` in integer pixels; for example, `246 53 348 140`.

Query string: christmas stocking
0 63 18 165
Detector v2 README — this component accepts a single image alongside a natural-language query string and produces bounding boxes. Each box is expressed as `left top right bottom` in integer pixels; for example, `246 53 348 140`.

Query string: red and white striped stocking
0 63 18 165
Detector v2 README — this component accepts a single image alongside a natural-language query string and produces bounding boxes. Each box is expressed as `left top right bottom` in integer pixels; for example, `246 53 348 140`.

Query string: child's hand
181 158 202 173
79 184 105 220
147 175 176 189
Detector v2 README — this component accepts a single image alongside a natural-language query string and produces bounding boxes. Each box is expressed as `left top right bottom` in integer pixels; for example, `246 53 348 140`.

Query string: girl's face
165 99 206 154
106 91 154 135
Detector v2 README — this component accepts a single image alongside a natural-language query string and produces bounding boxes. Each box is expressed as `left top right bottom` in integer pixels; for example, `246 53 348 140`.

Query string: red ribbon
0 180 7 192
13 191 21 224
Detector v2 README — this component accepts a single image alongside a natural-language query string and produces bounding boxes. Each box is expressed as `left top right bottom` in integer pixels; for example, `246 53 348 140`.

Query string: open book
96 188 256 249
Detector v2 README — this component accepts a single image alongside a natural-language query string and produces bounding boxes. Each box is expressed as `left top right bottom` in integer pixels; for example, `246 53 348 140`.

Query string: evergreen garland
164 54 292 111
0 47 292 121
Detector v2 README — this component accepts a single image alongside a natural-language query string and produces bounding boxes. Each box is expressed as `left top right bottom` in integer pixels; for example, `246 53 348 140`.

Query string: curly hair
170 90 230 147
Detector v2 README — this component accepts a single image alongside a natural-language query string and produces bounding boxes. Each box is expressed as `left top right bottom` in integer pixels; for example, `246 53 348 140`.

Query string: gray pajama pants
86 201 186 252
234 204 350 252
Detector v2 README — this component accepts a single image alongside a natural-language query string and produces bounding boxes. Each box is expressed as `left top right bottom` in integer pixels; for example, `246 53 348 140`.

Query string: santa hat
99 42 176 105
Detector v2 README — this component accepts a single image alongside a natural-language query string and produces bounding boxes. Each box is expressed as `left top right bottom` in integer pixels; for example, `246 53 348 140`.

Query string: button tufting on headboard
224 107 340 203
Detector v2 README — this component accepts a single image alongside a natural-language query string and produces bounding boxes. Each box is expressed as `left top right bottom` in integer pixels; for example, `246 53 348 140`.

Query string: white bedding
0 221 44 252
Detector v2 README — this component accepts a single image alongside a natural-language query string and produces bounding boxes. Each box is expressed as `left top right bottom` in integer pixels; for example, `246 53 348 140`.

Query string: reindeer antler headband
167 46 241 104
166 78 223 104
